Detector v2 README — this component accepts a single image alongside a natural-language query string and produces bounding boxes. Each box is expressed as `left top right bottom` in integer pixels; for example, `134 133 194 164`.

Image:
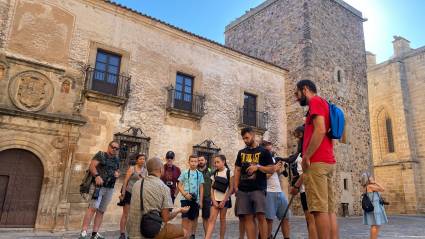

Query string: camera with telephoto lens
92 185 101 200
241 162 254 177
165 180 174 187
188 192 198 202
379 198 389 205
105 177 116 188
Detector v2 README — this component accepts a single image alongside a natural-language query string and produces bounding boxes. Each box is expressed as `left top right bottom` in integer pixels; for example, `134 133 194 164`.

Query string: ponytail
213 155 229 175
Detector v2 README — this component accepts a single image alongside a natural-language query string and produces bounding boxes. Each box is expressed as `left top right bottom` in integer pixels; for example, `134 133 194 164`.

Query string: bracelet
95 174 100 178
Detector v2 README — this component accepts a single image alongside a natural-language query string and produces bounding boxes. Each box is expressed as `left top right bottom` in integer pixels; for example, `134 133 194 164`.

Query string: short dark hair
241 127 255 136
189 155 199 162
109 141 119 146
294 126 305 136
296 80 317 93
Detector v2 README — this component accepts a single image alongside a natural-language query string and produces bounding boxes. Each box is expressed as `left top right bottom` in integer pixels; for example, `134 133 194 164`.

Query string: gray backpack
79 151 105 197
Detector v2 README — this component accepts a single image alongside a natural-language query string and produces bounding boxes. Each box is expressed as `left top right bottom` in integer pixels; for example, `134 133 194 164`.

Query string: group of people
77 80 388 239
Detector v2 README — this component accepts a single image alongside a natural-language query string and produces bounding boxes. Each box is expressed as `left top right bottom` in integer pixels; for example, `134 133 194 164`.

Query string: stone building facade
0 0 288 231
225 0 373 216
367 37 425 215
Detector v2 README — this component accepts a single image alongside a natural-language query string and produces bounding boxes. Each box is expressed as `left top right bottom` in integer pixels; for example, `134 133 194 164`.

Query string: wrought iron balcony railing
84 67 131 98
167 88 205 116
239 108 268 130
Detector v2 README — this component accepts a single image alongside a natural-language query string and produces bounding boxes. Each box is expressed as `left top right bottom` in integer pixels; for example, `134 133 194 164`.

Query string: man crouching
127 158 190 239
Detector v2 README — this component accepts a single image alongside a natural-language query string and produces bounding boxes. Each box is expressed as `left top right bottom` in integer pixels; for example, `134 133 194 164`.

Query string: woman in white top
205 155 234 239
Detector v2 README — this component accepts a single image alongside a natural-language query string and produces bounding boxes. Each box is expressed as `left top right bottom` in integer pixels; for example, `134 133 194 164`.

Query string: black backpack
212 169 231 193
362 185 374 213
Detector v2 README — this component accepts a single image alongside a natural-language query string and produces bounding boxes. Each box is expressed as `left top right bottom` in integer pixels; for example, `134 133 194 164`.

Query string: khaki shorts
153 223 185 239
304 162 335 213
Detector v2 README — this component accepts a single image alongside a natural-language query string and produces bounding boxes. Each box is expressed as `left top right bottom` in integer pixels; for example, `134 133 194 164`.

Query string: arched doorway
0 149 44 228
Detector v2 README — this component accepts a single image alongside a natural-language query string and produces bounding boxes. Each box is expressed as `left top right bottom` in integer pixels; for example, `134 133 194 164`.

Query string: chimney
392 36 411 58
366 51 376 68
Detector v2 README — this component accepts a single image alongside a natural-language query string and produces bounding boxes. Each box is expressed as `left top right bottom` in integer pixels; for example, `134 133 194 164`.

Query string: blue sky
116 0 425 64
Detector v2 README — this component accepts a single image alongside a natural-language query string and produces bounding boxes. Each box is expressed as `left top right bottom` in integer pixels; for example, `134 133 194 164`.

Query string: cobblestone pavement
0 215 424 239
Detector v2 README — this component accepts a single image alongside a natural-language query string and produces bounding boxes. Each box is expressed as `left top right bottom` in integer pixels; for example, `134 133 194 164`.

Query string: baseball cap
166 151 175 158
261 140 272 146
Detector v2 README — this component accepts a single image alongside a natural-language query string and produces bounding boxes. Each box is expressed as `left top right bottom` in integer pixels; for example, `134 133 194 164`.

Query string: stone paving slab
0 215 424 239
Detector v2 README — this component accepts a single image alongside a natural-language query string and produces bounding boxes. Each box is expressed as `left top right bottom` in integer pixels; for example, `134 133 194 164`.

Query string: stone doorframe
0 130 76 231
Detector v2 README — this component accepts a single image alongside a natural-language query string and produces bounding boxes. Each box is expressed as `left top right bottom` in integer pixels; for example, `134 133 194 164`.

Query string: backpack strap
226 169 230 180
140 179 145 211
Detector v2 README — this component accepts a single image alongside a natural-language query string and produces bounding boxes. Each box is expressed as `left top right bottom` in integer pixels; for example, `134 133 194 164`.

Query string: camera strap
187 170 199 195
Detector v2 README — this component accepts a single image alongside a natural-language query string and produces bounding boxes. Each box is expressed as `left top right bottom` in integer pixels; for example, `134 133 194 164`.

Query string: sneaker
189 235 195 239
118 234 126 239
78 231 87 239
91 233 105 239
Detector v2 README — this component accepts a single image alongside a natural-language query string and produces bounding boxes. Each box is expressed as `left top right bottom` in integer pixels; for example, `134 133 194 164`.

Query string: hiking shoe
91 233 105 239
78 231 87 239
118 234 126 239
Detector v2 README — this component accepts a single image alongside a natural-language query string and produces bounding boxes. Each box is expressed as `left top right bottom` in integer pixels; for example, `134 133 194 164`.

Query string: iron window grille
114 127 151 176
193 140 221 172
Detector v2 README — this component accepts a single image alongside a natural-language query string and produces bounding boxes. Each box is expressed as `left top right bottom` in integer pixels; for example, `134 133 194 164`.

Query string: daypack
140 179 162 238
362 185 374 213
326 100 345 139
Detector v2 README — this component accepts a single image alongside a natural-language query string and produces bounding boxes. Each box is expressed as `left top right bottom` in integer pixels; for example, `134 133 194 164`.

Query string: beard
298 92 307 106
245 138 255 147
198 162 205 167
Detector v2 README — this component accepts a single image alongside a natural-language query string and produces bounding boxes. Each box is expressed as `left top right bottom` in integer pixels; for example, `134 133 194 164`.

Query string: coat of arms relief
9 71 54 112
18 75 47 108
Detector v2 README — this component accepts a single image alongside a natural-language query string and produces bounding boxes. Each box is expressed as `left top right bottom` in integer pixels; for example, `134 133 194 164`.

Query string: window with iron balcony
238 93 268 133
166 73 205 120
84 51 131 106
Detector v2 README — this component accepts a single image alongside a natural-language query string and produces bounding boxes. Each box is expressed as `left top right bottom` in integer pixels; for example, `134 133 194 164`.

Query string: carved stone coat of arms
9 71 54 112
18 75 47 108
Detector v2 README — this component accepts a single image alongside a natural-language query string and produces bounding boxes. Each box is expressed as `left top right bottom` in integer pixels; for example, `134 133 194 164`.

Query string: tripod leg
273 195 294 239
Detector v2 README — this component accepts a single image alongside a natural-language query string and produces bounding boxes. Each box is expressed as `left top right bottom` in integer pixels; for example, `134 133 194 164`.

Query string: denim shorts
88 184 114 212
235 190 266 216
265 192 291 220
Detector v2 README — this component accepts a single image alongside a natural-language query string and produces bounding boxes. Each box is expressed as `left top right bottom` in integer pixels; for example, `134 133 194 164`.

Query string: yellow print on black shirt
240 152 261 180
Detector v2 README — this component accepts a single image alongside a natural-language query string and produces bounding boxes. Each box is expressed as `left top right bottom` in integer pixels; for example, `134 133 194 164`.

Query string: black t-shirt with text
235 145 274 192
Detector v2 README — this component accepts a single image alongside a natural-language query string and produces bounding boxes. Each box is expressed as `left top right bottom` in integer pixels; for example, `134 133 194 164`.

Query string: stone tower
367 37 425 215
225 0 373 215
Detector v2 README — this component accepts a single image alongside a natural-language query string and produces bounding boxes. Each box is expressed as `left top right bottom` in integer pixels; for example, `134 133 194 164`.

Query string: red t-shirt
303 96 335 164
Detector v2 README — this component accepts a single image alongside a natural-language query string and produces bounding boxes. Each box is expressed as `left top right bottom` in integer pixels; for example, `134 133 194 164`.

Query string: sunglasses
109 145 119 150
139 152 146 155
166 156 174 160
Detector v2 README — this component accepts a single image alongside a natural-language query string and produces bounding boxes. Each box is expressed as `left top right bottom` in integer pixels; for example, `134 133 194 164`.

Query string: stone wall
225 0 373 216
0 0 288 231
367 37 425 214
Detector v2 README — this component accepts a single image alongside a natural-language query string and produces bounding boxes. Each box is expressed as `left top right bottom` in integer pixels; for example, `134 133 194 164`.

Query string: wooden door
0 149 43 228
243 93 257 127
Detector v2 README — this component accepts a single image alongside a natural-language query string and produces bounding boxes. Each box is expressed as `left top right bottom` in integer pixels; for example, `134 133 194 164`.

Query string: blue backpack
326 100 345 139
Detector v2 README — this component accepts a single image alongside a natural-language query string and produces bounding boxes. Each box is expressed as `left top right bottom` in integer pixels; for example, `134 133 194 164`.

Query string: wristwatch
95 174 100 178
257 164 261 170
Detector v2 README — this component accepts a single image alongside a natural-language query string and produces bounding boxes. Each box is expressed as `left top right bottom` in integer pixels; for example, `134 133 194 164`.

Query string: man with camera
161 151 181 204
178 155 204 239
234 127 275 239
262 141 290 239
191 156 212 238
294 80 338 239
78 141 120 239
127 157 190 239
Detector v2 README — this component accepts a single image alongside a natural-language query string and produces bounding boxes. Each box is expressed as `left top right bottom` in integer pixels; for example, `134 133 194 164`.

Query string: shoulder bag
212 169 231 193
80 151 105 196
140 179 163 238
361 185 374 213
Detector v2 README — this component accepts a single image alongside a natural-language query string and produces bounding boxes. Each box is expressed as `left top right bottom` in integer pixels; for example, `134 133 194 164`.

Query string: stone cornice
0 106 86 126
373 158 420 167
5 55 66 74
79 0 289 75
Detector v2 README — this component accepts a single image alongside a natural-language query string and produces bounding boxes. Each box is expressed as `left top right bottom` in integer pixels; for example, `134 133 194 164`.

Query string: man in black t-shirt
234 127 275 239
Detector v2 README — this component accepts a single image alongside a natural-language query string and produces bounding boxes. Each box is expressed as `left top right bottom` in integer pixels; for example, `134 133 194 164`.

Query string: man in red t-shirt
294 80 338 239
